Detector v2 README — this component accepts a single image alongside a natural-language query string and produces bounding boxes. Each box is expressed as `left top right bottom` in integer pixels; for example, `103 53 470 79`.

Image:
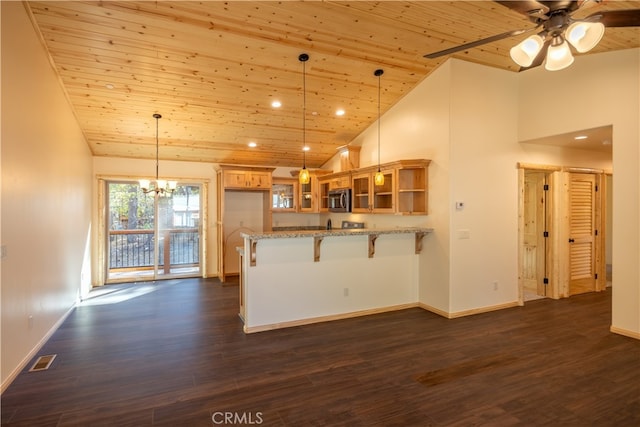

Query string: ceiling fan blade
496 1 550 19
587 9 640 27
424 28 528 59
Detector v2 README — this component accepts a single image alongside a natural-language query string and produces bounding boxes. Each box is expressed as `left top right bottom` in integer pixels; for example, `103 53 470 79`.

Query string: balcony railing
109 228 199 274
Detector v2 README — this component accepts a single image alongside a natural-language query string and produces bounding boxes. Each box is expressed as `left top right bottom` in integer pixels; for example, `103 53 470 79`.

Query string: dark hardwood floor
2 278 639 426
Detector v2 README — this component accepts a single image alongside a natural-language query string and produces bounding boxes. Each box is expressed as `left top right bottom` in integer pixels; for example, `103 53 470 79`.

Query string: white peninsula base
239 228 432 333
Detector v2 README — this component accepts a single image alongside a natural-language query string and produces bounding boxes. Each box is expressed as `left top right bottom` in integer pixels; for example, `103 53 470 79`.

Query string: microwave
328 188 351 212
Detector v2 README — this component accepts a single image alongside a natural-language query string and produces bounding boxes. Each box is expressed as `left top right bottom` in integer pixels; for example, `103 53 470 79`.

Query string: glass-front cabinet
290 170 332 213
352 168 395 213
272 178 298 212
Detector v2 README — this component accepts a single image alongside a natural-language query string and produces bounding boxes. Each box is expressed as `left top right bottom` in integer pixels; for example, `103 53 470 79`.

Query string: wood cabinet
395 160 430 215
351 159 430 215
290 170 332 213
351 168 395 213
216 165 274 282
318 171 351 212
272 178 298 212
222 168 272 190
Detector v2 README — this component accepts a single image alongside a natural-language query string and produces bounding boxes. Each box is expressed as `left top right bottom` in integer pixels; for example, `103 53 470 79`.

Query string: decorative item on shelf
374 69 385 186
139 113 177 196
298 53 310 185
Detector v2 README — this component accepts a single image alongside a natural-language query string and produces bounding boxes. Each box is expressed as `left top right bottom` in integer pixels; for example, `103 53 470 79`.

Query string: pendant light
139 113 177 196
298 53 310 185
374 69 385 186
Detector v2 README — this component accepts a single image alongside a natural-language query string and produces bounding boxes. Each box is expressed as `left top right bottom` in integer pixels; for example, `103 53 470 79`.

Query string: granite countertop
240 227 433 240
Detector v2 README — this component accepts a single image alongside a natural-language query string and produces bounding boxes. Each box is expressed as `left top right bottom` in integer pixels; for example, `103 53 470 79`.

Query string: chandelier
139 113 177 196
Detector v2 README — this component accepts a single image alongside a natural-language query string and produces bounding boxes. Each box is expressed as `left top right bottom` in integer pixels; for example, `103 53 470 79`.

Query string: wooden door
568 173 597 295
523 171 547 296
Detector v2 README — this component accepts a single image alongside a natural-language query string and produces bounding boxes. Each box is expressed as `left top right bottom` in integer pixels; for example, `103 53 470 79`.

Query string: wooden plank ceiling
25 1 640 168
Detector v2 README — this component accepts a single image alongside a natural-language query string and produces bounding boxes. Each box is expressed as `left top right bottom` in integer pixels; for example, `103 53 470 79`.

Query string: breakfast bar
238 227 432 333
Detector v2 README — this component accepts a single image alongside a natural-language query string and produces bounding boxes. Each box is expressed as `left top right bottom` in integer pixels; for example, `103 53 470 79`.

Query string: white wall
448 60 520 312
1 2 93 389
92 157 218 281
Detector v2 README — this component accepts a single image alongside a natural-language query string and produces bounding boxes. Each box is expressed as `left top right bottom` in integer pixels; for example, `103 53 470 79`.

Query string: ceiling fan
424 1 640 71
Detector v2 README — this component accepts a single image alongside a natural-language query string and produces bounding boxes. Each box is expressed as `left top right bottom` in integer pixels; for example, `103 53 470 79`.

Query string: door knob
568 238 575 243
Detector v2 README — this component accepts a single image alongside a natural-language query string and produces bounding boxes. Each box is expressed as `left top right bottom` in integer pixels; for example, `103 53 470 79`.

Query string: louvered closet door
568 173 596 296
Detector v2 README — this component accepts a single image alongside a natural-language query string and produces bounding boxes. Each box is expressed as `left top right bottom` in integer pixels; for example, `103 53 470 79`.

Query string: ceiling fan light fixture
545 37 574 71
510 34 544 67
566 21 605 53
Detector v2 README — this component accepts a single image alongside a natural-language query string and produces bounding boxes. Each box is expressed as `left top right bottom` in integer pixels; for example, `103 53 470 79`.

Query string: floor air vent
29 354 56 372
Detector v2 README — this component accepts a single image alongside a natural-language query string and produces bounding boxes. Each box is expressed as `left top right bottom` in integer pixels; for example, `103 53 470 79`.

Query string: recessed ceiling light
105 83 114 89
335 109 345 116
248 141 257 148
271 100 281 108
303 146 310 152
574 135 588 140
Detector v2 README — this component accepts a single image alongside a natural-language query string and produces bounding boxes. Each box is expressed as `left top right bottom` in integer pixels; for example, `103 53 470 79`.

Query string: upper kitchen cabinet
394 159 431 215
272 178 298 212
220 165 273 190
352 167 395 214
291 170 332 213
318 171 352 212
352 159 430 215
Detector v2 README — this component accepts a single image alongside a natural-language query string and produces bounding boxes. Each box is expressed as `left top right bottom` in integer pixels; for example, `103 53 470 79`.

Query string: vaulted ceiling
25 1 640 168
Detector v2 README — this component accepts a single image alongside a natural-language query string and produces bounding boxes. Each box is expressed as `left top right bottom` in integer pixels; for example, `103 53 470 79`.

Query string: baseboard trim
244 303 419 333
610 325 640 340
1 304 76 394
418 301 520 319
417 302 451 318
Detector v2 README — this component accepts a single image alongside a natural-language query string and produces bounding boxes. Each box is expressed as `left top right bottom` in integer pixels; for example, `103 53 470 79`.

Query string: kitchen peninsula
238 227 432 333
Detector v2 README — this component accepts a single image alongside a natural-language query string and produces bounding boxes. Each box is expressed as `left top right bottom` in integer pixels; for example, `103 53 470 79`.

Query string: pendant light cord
375 69 384 173
377 72 381 172
302 57 307 169
155 114 160 181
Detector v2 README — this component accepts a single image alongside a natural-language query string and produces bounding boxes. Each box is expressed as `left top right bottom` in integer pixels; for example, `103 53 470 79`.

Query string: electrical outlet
343 288 349 297
492 281 498 291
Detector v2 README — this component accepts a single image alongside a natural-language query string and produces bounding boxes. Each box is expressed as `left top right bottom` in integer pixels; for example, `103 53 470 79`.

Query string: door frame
97 176 208 285
518 163 607 303
518 163 560 304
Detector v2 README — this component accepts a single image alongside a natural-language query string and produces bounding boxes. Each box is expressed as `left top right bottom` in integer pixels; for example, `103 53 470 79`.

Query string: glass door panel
373 170 395 211
107 181 156 282
155 184 202 278
106 181 201 283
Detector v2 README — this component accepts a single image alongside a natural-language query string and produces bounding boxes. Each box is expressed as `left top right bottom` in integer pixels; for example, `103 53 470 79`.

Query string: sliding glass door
106 180 202 283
